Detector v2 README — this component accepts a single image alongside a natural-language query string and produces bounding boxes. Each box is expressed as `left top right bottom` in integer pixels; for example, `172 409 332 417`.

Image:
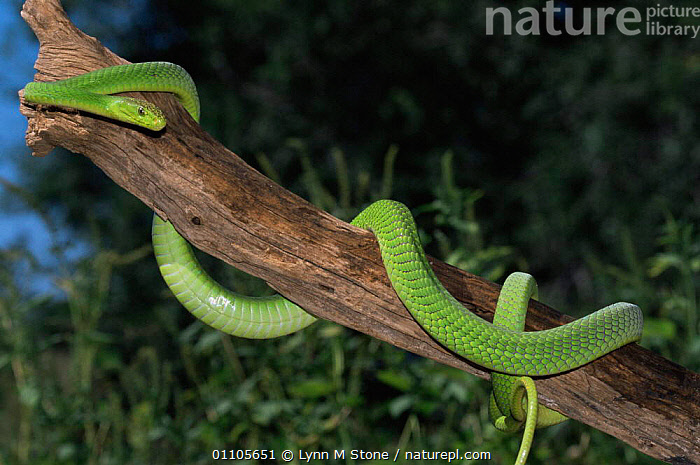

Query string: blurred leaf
251 400 292 425
18 384 40 408
641 318 676 340
648 253 683 277
376 369 413 392
287 378 335 399
388 394 415 418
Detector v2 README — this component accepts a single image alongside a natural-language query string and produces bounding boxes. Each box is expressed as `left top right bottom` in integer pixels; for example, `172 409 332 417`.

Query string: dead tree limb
18 0 700 463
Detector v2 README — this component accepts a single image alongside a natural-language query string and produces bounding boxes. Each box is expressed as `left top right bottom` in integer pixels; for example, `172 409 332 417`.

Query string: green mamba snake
23 62 643 464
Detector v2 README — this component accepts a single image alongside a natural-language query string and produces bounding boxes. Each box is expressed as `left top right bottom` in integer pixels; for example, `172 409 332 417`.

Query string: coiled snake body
23 62 643 464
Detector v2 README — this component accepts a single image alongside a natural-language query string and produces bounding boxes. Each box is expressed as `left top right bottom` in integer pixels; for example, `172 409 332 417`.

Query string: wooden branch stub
19 0 700 463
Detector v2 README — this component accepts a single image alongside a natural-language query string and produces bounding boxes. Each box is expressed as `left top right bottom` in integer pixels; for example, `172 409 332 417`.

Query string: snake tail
488 273 567 465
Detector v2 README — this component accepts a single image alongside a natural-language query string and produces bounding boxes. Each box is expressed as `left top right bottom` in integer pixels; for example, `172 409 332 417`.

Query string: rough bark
18 0 700 463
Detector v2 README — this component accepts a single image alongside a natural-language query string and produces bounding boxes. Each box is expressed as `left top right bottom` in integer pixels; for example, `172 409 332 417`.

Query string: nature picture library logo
486 1 700 38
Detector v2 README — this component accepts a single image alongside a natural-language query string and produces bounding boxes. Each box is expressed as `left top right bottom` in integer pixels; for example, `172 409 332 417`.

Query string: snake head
108 97 166 131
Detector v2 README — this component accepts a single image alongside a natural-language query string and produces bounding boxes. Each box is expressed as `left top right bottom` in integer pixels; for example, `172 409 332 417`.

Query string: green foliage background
1 0 698 464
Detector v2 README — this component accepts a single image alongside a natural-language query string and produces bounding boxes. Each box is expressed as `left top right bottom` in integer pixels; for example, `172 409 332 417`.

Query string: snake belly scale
22 62 643 465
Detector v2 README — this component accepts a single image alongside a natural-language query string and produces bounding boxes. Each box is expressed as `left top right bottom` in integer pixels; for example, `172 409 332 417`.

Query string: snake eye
137 106 145 116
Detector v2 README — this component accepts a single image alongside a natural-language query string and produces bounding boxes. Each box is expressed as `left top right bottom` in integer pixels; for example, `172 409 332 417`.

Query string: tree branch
18 0 699 463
